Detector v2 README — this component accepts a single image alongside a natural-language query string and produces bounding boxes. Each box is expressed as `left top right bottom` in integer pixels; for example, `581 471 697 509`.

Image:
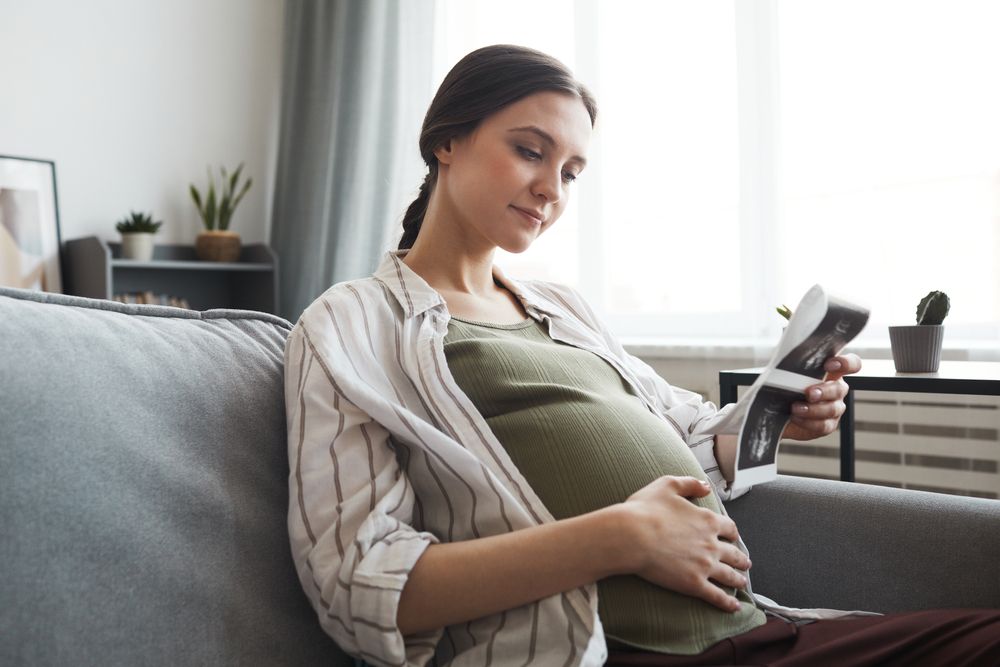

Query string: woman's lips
510 206 543 225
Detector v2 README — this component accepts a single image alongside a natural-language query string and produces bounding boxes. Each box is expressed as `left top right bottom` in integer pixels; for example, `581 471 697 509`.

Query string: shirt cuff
349 531 443 665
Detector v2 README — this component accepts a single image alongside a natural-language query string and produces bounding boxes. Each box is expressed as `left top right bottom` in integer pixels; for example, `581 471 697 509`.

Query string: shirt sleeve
285 324 443 666
550 283 751 501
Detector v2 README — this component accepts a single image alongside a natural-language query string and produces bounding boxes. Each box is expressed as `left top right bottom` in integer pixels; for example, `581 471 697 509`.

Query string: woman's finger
699 582 742 613
804 379 848 403
718 542 752 571
824 353 862 380
709 562 748 590
712 514 741 544
791 399 845 420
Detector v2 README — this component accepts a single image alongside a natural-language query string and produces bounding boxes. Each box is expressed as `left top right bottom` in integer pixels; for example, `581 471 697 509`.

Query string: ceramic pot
888 325 944 372
195 230 242 262
120 232 155 261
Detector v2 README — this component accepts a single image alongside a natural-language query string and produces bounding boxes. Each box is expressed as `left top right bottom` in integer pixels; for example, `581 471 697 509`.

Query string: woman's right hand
615 475 751 612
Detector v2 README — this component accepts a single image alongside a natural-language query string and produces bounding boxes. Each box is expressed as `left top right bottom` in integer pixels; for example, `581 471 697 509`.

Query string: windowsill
622 337 1000 363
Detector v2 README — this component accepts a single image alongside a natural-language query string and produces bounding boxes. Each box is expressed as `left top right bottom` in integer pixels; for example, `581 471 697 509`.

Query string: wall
0 0 284 246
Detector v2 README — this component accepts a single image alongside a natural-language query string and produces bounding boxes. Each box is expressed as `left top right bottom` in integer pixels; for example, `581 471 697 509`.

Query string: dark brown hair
397 44 598 250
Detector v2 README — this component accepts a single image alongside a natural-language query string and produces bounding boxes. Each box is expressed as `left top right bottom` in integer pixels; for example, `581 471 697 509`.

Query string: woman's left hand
781 353 862 441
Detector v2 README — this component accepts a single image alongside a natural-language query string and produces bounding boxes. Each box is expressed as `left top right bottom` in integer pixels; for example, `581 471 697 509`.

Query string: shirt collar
373 249 563 321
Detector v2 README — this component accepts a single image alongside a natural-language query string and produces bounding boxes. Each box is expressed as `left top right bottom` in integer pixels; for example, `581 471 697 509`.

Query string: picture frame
0 155 63 293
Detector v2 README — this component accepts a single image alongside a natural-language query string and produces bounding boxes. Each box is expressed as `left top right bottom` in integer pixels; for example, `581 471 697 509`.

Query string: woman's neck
401 209 530 323
401 200 498 298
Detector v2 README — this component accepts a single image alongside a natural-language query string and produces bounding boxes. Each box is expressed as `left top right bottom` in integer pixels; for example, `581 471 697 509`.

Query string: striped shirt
284 249 751 667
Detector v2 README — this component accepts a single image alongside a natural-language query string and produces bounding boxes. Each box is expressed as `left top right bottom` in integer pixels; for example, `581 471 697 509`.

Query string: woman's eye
517 146 542 161
562 171 578 184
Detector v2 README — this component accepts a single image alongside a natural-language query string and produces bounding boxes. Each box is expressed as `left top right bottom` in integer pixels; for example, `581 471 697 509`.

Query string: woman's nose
531 169 561 203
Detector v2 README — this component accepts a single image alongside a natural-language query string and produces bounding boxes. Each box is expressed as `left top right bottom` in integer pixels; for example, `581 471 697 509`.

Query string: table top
720 359 1000 395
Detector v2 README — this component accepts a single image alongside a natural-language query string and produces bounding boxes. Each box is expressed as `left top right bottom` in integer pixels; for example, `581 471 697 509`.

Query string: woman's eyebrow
508 125 587 167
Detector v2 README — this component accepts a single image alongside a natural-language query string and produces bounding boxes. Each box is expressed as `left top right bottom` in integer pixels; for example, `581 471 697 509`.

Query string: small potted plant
190 163 252 262
888 290 950 372
115 210 163 261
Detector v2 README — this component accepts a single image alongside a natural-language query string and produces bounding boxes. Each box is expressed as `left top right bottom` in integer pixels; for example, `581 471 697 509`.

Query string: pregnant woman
285 44 1000 666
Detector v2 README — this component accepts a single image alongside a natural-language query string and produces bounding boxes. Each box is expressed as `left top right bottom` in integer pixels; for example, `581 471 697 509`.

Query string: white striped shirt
284 249 749 667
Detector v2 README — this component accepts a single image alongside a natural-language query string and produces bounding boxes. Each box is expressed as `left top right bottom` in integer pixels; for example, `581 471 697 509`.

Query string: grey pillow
0 287 352 666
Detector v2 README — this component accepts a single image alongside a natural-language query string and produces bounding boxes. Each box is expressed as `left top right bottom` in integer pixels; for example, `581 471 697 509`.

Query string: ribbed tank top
442 315 764 655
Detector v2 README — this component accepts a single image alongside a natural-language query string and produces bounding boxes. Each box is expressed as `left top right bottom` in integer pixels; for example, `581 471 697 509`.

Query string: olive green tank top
443 315 765 655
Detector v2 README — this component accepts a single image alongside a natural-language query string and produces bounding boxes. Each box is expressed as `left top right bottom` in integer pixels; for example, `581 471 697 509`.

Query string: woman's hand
782 353 862 441
616 475 751 613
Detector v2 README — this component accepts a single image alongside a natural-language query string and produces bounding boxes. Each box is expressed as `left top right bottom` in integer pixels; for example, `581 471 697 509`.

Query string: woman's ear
433 138 456 165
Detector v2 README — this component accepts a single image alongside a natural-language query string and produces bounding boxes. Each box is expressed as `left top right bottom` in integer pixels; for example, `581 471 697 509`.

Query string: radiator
777 390 1000 499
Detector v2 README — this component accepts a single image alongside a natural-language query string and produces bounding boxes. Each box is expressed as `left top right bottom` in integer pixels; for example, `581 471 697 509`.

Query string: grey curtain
271 0 435 323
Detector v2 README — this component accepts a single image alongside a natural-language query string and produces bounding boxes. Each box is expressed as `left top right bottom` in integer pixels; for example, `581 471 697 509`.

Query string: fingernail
809 388 822 401
793 403 809 414
826 360 842 371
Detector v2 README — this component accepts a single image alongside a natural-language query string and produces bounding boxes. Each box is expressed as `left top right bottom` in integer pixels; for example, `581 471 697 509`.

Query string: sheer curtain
433 0 1000 345
271 0 435 323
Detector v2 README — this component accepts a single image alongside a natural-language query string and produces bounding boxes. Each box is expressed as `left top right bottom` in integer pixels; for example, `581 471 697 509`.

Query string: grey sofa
2 286 998 666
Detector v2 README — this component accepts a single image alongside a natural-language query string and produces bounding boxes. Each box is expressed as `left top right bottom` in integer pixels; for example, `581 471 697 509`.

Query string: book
706 285 870 490
112 292 191 309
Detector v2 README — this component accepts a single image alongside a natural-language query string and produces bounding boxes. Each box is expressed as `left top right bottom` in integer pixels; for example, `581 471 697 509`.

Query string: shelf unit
62 235 279 314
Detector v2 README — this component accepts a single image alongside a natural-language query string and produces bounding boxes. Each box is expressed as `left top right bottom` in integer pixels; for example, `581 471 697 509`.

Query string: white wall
0 0 284 245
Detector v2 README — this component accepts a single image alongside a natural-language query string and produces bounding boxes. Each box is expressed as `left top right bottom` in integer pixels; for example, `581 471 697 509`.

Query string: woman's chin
499 238 536 255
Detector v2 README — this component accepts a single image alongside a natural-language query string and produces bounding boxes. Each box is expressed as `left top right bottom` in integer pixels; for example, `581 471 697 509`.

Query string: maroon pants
606 609 1000 667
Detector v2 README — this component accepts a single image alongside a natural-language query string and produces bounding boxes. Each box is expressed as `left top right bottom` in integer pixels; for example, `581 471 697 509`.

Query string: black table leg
840 388 855 482
720 373 738 406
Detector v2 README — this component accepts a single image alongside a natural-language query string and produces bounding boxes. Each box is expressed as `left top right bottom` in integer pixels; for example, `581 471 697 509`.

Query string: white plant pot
888 325 944 372
120 232 155 261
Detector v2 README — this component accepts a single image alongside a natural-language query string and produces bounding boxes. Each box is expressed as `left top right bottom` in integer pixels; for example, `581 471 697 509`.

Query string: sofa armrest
725 475 1000 612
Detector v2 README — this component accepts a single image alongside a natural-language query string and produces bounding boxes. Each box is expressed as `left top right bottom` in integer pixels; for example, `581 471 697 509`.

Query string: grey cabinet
63 235 279 314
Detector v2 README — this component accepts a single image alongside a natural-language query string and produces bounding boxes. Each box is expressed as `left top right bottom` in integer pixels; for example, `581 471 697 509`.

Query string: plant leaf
230 163 243 194
231 177 252 209
205 183 217 231
190 184 203 211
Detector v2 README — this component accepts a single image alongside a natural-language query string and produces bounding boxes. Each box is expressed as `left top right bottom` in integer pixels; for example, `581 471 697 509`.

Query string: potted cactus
888 290 950 372
190 163 252 262
115 210 163 261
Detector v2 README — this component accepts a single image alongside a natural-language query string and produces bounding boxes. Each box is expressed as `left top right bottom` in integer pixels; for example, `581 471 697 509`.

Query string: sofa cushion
0 287 351 666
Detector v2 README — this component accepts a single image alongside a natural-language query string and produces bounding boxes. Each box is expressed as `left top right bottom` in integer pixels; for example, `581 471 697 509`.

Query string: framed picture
0 155 63 292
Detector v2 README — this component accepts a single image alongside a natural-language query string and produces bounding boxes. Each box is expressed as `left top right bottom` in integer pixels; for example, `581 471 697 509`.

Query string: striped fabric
284 250 749 667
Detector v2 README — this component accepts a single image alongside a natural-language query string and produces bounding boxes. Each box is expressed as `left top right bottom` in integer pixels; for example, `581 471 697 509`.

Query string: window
776 0 1000 343
432 0 1000 344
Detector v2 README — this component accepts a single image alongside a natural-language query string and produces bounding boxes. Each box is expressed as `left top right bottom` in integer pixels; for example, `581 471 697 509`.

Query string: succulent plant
115 210 163 234
776 304 793 320
916 290 950 325
190 163 252 231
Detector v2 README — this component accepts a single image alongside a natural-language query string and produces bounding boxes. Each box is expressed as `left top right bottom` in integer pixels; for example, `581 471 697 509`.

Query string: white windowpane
598 1 741 316
778 0 1000 331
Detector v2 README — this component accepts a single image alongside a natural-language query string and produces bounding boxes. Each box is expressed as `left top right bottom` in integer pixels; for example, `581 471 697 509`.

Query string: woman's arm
398 476 751 636
287 325 443 664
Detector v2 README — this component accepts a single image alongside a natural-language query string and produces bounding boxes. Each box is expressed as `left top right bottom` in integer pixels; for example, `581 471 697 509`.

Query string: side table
719 359 1000 482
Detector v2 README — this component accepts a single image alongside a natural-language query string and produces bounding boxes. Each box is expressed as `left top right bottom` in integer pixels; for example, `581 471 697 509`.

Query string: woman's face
433 91 592 254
